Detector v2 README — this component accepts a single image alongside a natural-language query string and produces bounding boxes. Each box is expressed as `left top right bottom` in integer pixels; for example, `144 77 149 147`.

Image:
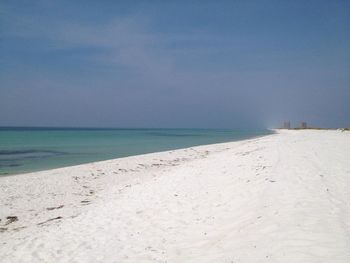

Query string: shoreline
1 133 275 229
1 129 349 262
1 131 273 177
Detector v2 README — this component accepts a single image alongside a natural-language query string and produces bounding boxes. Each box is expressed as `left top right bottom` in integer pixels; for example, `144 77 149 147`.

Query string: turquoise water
0 128 272 175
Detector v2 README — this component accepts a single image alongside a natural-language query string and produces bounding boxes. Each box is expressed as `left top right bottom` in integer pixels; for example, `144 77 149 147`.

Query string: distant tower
300 122 307 129
283 121 291 129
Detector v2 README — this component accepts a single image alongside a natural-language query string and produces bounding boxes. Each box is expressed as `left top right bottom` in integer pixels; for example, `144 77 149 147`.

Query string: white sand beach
0 130 350 263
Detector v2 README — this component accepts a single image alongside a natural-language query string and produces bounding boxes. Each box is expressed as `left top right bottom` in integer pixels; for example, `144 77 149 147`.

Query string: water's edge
0 129 273 176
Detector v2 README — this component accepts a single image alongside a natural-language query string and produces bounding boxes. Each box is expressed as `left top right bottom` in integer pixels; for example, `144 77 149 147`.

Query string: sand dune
1 130 349 262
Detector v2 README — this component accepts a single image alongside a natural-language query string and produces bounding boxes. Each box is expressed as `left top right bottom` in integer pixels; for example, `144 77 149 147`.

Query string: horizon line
0 126 268 130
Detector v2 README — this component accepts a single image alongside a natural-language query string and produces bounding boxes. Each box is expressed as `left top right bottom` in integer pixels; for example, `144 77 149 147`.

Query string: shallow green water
0 128 272 175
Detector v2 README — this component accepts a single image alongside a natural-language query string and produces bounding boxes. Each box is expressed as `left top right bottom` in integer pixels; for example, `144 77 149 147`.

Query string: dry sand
0 130 349 262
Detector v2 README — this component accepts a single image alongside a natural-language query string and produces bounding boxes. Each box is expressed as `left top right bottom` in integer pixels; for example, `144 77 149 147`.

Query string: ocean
0 128 272 175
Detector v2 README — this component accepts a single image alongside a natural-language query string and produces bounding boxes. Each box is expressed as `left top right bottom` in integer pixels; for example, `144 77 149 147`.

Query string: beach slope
1 130 350 262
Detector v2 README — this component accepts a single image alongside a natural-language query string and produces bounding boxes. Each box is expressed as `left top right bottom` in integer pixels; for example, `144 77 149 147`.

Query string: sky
0 0 349 128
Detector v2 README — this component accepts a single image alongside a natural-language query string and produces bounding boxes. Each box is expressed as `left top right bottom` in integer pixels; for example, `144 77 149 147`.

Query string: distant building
283 121 291 129
300 122 307 129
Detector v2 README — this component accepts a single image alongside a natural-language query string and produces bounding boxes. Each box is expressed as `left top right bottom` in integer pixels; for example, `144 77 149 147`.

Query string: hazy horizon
0 126 270 130
1 1 349 128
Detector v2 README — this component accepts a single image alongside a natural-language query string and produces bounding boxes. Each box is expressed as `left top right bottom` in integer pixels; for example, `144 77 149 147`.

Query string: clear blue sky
1 0 349 128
